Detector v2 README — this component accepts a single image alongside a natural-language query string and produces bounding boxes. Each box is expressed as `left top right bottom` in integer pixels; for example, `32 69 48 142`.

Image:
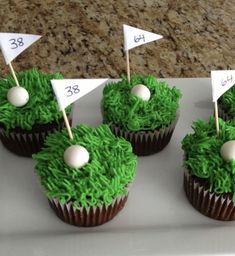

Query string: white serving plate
1 78 235 256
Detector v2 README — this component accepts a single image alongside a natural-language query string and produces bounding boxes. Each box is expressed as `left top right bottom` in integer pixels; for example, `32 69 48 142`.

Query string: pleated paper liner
0 118 68 157
184 170 235 221
48 195 128 227
217 103 232 121
109 116 179 156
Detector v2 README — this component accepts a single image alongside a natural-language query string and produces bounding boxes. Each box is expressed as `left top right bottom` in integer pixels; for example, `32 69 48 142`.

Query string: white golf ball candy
7 86 29 107
131 84 151 101
220 140 235 161
64 145 89 168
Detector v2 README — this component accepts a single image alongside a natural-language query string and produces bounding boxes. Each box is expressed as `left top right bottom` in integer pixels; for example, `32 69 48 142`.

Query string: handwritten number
65 85 80 97
9 37 24 49
17 37 24 46
134 34 145 43
221 80 226 87
72 85 80 94
221 75 233 87
9 39 18 49
65 86 73 97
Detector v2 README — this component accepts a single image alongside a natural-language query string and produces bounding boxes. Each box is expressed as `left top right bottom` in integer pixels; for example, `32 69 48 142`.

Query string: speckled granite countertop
0 0 234 78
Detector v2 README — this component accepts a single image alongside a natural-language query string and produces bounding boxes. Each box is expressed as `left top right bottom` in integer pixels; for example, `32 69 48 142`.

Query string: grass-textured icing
182 117 235 200
33 124 137 208
102 75 182 132
0 69 71 130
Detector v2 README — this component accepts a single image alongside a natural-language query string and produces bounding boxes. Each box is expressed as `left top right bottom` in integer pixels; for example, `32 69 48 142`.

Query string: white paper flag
123 24 163 51
51 79 108 110
0 32 41 64
211 70 235 102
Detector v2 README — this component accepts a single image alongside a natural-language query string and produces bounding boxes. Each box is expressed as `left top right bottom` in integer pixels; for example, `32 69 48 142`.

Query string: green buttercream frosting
101 75 182 132
0 69 71 130
182 117 235 200
219 84 235 117
33 124 137 208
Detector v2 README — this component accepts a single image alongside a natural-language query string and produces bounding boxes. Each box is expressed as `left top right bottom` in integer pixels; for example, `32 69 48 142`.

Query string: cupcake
182 117 235 220
218 84 235 121
101 75 182 156
33 124 137 227
0 69 72 157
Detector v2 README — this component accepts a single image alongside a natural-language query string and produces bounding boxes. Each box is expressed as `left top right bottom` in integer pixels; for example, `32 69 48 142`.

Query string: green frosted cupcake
182 117 235 220
101 74 182 156
0 69 71 157
33 124 137 227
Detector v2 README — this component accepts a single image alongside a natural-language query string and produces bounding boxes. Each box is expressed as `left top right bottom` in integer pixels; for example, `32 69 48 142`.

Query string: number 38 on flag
65 85 80 97
0 32 41 64
51 79 108 110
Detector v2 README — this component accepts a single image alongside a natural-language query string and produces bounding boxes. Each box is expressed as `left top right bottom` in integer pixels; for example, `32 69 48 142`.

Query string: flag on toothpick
123 24 163 83
211 70 235 102
123 24 163 51
51 79 108 110
0 32 41 64
51 78 108 140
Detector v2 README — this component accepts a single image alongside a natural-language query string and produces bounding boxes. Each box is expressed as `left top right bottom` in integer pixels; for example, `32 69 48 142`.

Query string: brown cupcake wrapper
48 194 128 227
184 170 235 221
0 120 66 157
109 115 179 156
217 103 232 121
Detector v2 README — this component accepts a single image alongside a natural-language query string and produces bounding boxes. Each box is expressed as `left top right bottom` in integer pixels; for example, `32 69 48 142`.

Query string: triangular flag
211 70 235 102
0 33 41 64
51 79 108 110
123 24 163 51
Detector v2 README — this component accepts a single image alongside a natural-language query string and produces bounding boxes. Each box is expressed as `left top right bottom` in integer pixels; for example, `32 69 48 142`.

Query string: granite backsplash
0 0 234 78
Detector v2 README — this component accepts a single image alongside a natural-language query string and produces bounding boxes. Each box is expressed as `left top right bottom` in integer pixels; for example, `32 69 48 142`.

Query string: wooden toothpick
9 62 20 87
62 109 73 140
126 50 130 83
214 100 219 135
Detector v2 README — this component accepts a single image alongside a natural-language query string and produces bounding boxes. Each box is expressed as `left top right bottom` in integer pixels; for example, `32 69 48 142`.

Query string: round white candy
7 86 29 107
131 84 151 101
64 145 89 168
220 140 235 161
